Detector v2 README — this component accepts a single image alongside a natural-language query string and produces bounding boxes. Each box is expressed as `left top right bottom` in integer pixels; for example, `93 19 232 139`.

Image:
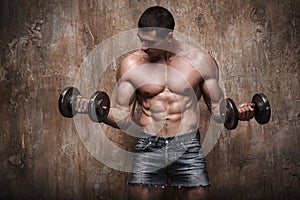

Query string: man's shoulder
181 43 214 65
122 50 147 65
179 42 219 77
118 50 147 76
178 42 209 60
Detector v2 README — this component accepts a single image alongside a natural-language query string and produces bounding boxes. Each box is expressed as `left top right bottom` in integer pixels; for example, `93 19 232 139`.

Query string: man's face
137 29 170 58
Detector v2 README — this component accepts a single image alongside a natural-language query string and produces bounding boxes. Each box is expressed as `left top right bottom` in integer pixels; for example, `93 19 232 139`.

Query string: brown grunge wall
0 0 299 199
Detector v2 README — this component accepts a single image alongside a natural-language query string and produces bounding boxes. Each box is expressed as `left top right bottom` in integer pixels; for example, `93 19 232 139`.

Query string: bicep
115 55 138 111
201 79 224 111
198 53 224 110
115 80 136 114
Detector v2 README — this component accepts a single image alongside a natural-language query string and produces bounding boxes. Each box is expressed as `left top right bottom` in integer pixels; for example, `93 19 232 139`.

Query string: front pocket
179 141 201 153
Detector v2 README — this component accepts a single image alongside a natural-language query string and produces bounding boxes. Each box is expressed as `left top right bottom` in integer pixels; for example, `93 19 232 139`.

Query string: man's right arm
75 55 137 129
103 80 136 129
103 55 137 129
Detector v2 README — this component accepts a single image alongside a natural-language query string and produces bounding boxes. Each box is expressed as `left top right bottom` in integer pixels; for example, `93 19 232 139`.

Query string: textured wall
0 0 299 199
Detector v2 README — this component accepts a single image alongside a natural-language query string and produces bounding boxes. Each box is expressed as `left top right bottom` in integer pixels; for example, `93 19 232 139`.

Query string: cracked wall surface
0 0 299 199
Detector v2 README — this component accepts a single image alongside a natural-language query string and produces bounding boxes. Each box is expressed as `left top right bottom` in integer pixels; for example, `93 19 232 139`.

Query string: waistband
139 130 200 143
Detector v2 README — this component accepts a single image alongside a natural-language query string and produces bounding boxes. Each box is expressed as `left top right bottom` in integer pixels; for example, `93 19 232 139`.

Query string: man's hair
138 6 175 38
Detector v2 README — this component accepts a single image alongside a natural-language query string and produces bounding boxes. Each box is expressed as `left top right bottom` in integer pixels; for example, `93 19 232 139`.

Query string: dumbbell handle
73 96 109 119
69 96 109 115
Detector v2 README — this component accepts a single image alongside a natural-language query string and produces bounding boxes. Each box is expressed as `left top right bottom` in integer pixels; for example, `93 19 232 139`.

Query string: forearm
103 107 133 129
200 77 225 124
210 98 225 124
203 87 225 124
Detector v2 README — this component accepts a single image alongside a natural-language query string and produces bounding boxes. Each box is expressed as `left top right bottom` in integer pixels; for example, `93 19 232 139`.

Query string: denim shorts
128 130 210 188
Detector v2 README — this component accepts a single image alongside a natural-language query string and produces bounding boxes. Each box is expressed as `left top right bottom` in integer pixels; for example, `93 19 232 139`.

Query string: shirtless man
76 6 254 200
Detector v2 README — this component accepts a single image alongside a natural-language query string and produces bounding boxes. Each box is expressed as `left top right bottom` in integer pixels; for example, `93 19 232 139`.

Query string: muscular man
76 6 254 200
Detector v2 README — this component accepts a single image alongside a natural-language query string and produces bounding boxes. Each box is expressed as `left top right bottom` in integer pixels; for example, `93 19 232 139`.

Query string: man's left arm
199 54 254 123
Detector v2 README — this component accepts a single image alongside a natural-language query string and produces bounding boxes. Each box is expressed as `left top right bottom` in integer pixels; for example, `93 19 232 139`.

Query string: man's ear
167 32 174 42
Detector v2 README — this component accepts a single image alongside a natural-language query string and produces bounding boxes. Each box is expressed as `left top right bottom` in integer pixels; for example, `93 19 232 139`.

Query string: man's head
138 6 175 57
138 6 175 38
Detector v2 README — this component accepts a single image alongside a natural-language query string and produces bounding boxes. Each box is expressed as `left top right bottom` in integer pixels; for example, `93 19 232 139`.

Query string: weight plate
252 93 271 124
222 98 239 130
58 87 80 118
88 91 110 123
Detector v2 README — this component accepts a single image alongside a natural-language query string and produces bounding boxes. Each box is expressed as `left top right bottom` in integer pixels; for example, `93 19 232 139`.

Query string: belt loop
154 136 160 145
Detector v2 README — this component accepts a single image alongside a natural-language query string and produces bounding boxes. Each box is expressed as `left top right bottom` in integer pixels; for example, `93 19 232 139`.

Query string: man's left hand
237 103 255 121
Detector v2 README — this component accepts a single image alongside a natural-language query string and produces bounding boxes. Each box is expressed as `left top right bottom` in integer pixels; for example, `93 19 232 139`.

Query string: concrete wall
0 0 299 199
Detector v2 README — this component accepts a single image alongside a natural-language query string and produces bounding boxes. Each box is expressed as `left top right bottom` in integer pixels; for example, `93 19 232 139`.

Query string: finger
80 99 87 113
78 98 85 112
77 98 82 112
238 107 246 120
248 106 255 119
242 107 250 120
84 99 89 112
240 107 252 121
243 107 252 121
246 110 253 120
75 96 81 111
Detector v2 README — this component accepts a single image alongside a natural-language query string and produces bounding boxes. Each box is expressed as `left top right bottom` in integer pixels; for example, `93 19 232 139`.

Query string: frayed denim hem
127 182 167 189
171 183 211 188
128 182 211 189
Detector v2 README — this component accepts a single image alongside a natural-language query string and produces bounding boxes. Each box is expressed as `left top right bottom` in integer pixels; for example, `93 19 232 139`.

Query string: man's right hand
75 96 89 113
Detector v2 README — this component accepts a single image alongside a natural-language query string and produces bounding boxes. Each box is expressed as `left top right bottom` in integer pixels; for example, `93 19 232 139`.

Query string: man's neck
162 39 180 61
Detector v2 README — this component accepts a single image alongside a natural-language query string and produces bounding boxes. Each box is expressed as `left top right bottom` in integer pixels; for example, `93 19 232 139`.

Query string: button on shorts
128 130 210 187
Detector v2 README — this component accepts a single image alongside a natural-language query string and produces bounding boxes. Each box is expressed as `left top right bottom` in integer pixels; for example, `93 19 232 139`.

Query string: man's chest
128 59 203 97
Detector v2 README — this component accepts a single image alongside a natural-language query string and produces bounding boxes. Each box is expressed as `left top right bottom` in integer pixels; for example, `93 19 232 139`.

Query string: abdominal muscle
138 88 199 137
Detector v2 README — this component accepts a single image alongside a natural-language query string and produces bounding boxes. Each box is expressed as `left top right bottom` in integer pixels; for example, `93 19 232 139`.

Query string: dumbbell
58 86 110 123
221 93 271 130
